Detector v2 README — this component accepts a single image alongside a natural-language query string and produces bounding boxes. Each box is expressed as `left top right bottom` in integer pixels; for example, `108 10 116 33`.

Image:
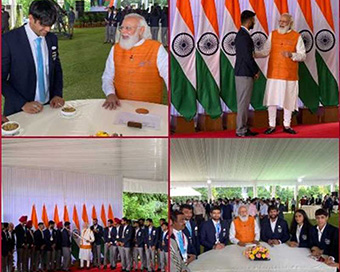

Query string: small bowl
61 106 77 116
2 121 20 136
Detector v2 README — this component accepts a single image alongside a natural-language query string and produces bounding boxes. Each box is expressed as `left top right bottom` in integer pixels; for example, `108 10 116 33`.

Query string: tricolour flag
220 0 241 112
295 0 320 113
82 204 89 224
101 204 107 227
31 204 38 230
64 205 70 222
92 205 98 220
108 204 114 220
313 0 338 106
42 204 49 228
170 0 197 121
196 0 222 119
249 0 269 110
54 205 60 224
73 205 80 231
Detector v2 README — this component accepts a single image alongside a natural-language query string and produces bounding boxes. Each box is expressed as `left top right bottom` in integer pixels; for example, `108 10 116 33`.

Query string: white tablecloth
188 243 336 272
6 99 168 136
301 205 322 219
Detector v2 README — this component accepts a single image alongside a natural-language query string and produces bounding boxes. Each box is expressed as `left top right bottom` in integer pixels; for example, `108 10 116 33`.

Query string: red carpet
172 122 339 138
68 263 159 272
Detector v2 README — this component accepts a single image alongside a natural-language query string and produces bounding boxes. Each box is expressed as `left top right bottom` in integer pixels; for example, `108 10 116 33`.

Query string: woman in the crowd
288 209 312 248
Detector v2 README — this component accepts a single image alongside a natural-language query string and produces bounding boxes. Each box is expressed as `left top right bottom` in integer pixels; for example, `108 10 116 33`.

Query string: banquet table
301 205 322 219
188 243 336 272
5 99 168 136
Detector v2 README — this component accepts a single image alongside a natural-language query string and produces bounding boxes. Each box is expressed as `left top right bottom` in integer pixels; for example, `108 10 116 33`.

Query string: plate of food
61 106 77 117
2 121 21 136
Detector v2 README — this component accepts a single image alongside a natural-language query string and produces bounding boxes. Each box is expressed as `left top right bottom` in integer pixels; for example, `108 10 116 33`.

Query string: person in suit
15 216 28 272
103 219 118 269
7 223 15 272
310 209 339 263
180 204 200 257
2 0 64 116
121 218 134 272
155 218 166 269
133 220 145 271
199 206 229 252
138 218 148 269
91 218 104 268
144 218 157 272
158 222 168 272
61 222 72 272
25 221 35 272
234 10 259 137
2 223 9 272
288 209 312 248
2 6 10 33
260 205 290 245
33 222 45 272
55 222 63 270
104 6 116 44
43 220 57 271
220 200 233 227
160 7 168 47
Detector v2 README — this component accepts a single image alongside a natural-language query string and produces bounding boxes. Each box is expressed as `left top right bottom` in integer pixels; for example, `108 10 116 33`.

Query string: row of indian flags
171 0 338 121
30 204 115 230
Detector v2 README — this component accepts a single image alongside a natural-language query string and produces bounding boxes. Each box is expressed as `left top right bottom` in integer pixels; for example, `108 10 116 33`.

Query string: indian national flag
249 0 268 110
196 0 222 119
220 0 241 112
295 0 320 113
313 0 338 106
170 0 197 121
271 0 288 30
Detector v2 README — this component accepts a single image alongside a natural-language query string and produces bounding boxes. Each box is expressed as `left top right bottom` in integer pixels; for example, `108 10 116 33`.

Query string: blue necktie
35 37 46 103
186 221 192 236
215 222 221 241
177 231 185 256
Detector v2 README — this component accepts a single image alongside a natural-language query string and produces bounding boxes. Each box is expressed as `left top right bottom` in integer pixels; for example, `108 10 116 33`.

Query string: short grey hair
123 13 152 40
281 13 294 29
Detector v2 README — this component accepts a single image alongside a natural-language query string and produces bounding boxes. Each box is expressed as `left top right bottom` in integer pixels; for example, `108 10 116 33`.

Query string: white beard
119 32 141 50
278 26 290 34
239 215 249 222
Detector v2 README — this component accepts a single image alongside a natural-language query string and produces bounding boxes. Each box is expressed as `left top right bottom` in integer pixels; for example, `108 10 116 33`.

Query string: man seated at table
2 0 64 116
310 209 339 263
260 205 289 246
229 205 260 246
102 13 168 110
199 206 229 252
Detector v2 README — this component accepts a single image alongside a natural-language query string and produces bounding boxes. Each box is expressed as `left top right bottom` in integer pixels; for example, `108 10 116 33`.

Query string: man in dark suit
158 222 168 272
234 10 259 137
310 209 339 263
2 0 64 116
2 223 9 272
121 218 134 272
15 216 28 272
91 218 104 268
220 200 233 227
144 218 157 272
33 222 45 271
61 222 72 272
43 220 57 271
260 205 290 245
55 222 63 270
155 218 166 269
133 220 145 271
7 223 15 272
103 219 118 269
199 206 229 252
180 204 200 257
25 221 35 272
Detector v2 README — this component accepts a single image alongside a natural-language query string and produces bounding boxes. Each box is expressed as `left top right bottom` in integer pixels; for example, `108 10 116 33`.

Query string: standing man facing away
234 10 259 137
2 0 64 116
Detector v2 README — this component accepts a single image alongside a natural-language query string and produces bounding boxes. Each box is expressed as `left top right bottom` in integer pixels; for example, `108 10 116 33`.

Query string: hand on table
50 96 65 108
237 242 246 247
288 241 299 247
102 94 121 110
187 254 196 264
22 101 43 114
2 116 9 124
252 240 260 245
324 257 339 268
213 243 225 250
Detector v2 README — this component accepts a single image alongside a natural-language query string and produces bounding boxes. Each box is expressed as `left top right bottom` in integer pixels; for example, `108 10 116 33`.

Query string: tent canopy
171 187 202 197
2 138 168 194
171 139 338 188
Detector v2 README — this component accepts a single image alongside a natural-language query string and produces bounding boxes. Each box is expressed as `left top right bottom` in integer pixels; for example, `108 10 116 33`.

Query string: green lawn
58 27 168 103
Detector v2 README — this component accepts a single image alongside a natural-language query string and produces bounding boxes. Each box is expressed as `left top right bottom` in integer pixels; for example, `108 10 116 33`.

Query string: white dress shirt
24 23 50 103
173 229 188 262
317 224 327 242
101 38 168 96
229 217 260 244
296 224 303 244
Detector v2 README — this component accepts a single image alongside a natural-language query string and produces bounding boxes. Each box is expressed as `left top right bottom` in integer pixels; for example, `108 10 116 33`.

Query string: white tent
171 187 202 197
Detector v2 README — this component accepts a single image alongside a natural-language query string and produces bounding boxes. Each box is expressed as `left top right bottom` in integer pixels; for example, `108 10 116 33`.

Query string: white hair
281 13 294 30
124 13 151 40
238 205 248 215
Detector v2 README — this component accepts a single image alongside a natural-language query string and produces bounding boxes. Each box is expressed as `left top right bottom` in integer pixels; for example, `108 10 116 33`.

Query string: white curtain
2 166 123 228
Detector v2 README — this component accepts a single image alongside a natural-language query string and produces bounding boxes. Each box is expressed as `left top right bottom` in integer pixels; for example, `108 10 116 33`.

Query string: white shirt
260 204 268 216
102 39 168 96
317 224 327 242
270 218 278 233
296 224 303 243
173 229 188 262
24 23 50 103
229 217 260 244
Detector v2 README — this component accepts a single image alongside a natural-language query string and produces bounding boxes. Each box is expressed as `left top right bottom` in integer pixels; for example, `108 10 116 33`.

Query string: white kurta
79 228 95 262
255 31 306 111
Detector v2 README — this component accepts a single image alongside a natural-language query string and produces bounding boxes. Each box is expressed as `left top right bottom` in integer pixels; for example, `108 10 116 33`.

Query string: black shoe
283 127 297 134
246 129 259 136
264 127 276 134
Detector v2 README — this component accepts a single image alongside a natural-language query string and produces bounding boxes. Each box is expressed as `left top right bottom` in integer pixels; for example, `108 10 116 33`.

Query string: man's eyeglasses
118 26 140 32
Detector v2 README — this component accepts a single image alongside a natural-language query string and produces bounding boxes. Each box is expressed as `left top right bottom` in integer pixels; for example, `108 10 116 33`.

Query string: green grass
284 212 339 228
58 27 168 103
